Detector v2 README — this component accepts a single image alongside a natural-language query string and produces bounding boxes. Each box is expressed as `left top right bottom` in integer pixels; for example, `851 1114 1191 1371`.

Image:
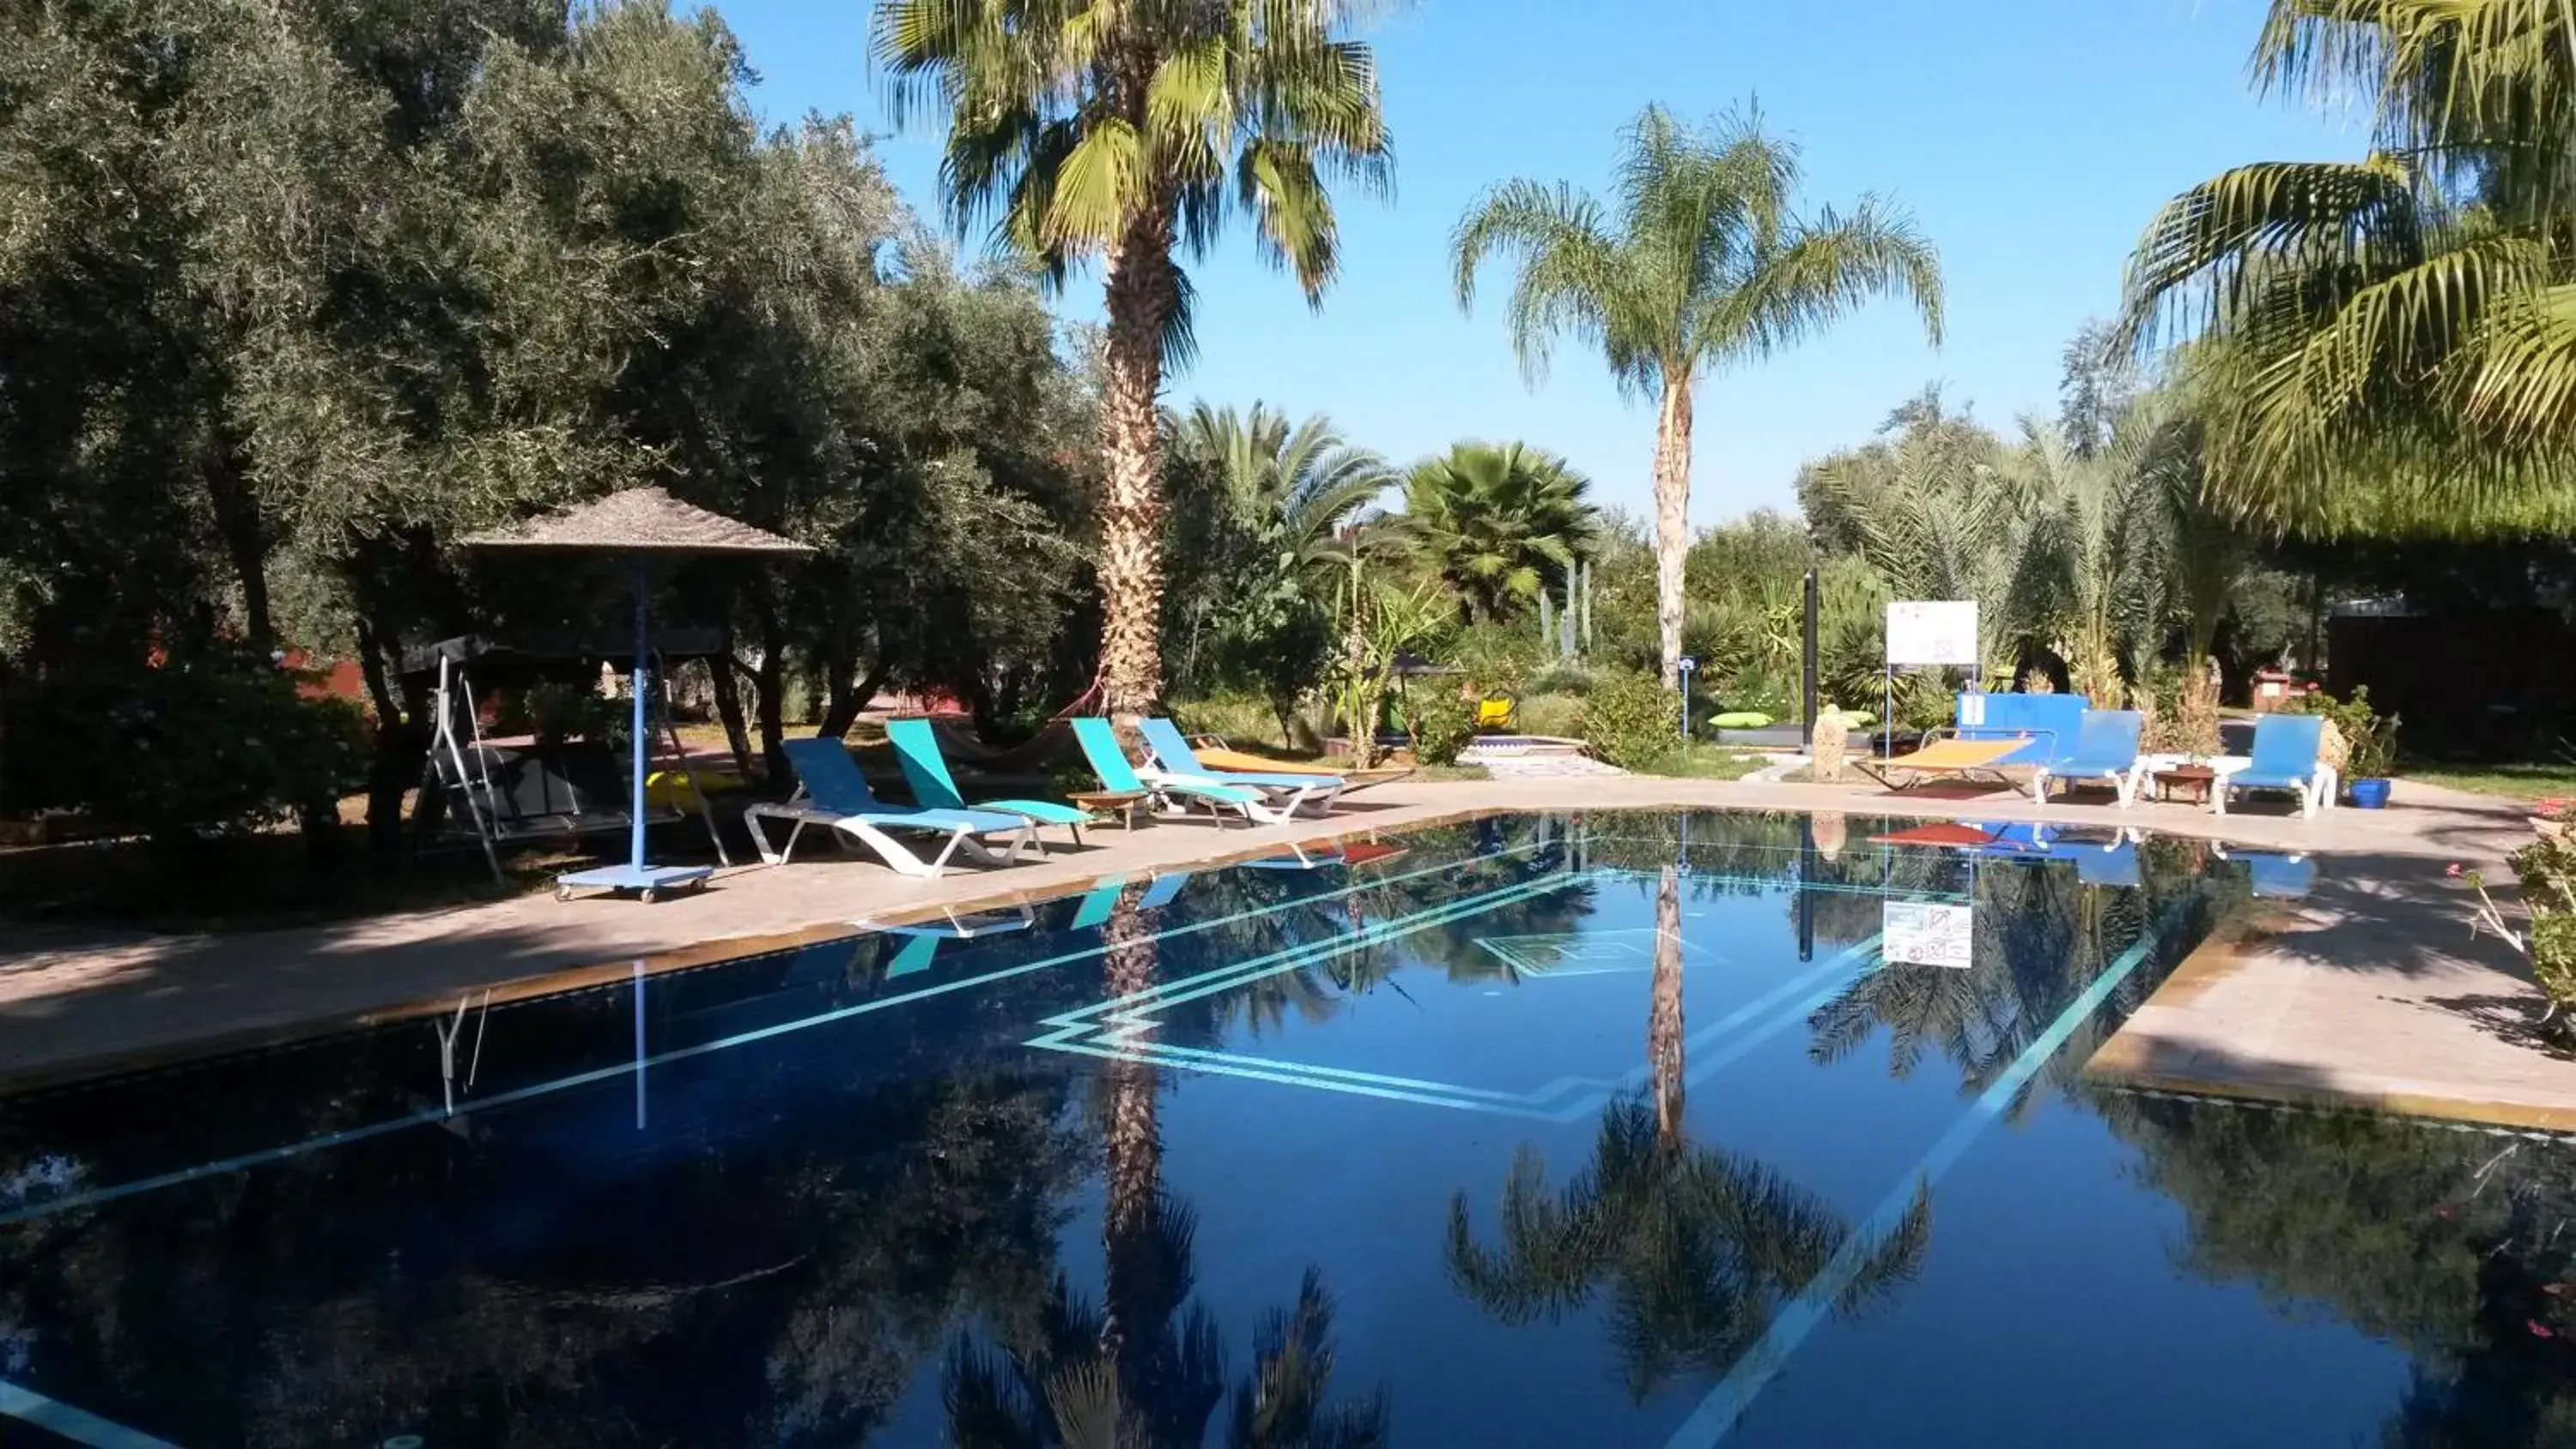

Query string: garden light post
1802 567 1819 747
1678 655 1698 743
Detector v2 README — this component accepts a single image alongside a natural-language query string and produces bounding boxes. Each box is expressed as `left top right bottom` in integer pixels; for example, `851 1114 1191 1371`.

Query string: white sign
1886 601 1979 668
1883 900 1974 970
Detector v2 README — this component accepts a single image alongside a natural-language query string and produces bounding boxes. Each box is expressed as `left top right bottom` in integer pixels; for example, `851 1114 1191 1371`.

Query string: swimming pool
1 811 2571 1446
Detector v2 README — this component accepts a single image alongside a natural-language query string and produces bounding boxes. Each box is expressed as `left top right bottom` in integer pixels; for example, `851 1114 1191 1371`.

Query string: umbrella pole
556 555 714 902
628 557 650 876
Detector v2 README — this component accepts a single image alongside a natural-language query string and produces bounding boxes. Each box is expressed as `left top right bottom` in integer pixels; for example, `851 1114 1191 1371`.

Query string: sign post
1882 602 1979 757
1677 655 1698 743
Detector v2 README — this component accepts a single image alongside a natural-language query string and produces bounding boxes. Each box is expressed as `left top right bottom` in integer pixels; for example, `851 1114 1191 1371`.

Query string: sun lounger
744 737 1036 876
2031 709 2148 806
887 718 1096 846
2213 715 2335 818
1853 736 2031 791
1856 692 2088 792
1184 735 1414 791
1138 718 1345 817
1071 718 1270 825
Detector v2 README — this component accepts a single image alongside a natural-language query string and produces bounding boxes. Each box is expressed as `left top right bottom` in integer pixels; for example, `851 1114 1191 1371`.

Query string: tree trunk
1097 210 1179 724
1649 864 1686 1150
204 443 273 649
1651 377 1696 689
748 601 788 782
355 618 421 868
1098 882 1165 1387
709 651 756 781
817 654 892 740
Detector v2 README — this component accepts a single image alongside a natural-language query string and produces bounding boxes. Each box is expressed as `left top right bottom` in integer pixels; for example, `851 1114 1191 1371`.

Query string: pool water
3 811 2574 1446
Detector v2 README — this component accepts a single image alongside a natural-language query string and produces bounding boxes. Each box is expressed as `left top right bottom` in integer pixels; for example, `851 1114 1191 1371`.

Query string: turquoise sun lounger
1072 718 1269 825
744 737 1036 877
1136 718 1344 819
887 718 1096 846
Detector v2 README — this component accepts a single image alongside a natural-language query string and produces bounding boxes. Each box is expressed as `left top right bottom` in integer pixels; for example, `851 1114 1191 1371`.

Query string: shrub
1170 692 1284 750
1516 690 1585 739
2282 685 2399 780
2465 839 2576 1035
1528 664 1594 696
1580 669 1680 770
2141 664 2223 758
28 647 367 846
1409 691 1476 766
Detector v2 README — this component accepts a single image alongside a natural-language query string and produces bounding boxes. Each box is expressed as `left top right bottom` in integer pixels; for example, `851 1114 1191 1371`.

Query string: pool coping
2 776 2558 1130
2081 901 2576 1136
0 803 1514 1097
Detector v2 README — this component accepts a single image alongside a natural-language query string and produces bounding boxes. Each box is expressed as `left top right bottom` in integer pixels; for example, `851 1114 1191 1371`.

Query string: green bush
1528 664 1594 696
1170 692 1285 750
1408 691 1476 766
27 647 367 845
1580 669 1680 770
2282 684 2400 779
1516 690 1585 739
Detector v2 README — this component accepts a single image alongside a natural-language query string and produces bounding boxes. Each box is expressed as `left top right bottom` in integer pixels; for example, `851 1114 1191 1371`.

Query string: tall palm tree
1446 869 1931 1400
875 1 1394 720
1452 103 1943 687
1395 441 1597 623
2120 0 2576 537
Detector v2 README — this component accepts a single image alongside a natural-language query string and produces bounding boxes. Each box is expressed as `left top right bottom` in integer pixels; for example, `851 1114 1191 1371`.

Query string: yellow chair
1475 697 1516 731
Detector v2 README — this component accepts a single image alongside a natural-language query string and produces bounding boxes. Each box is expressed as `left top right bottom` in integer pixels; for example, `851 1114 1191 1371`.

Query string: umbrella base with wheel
555 860 714 904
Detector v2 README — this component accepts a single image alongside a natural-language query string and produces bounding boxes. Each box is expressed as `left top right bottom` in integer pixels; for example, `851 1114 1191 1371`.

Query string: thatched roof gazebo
465 488 811 903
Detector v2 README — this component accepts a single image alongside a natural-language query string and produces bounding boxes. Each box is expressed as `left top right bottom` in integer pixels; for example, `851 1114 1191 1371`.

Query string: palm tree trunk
1097 211 1178 724
1651 378 1695 689
1098 884 1164 1385
1649 864 1686 1150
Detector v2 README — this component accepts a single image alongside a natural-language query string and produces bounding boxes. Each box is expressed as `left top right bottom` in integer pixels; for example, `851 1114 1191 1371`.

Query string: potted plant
2344 714 2397 808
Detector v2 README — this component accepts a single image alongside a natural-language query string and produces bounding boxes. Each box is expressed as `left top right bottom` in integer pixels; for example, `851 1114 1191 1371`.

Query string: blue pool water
2 811 2573 1446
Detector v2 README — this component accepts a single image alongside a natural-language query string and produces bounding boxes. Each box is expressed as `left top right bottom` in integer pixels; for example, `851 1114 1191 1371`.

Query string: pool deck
3 774 2566 1131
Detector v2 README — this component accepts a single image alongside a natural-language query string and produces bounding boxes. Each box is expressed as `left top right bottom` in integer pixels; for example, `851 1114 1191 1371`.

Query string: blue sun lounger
744 737 1036 877
1072 718 1267 825
2214 714 2336 818
887 718 1096 847
2031 709 2147 806
1136 718 1345 819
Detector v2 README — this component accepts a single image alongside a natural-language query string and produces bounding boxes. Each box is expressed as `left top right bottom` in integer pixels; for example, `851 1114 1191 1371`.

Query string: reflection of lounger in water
2213 845 2314 899
866 902 1037 979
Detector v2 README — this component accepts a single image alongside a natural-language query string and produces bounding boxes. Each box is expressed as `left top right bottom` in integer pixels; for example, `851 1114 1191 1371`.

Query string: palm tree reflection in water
1447 864 1932 1400
945 881 1389 1446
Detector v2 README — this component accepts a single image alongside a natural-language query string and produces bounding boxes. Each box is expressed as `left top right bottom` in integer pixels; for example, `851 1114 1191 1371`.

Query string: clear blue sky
710 0 2362 524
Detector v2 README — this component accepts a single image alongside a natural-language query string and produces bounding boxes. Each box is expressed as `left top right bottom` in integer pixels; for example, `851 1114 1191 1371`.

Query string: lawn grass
1641 743 1767 780
2405 761 2576 803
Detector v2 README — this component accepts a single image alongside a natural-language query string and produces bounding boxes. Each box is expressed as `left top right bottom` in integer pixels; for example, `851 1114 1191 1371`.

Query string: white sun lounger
744 737 1036 877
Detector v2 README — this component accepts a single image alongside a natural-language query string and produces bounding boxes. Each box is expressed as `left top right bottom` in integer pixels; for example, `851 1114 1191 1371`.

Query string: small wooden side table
2151 765 2218 805
1068 790 1151 830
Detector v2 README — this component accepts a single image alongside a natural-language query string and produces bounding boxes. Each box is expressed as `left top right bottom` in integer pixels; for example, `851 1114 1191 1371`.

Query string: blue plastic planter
2348 778 2391 809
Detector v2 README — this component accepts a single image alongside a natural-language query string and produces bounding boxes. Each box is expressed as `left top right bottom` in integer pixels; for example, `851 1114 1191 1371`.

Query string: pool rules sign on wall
1885 600 1979 668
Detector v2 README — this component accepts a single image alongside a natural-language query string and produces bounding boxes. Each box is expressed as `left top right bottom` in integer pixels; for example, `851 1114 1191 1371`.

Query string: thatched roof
463 487 811 557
